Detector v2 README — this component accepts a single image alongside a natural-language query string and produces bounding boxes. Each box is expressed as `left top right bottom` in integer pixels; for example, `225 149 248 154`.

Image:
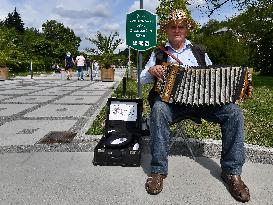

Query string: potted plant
0 55 9 80
86 31 122 82
98 53 116 81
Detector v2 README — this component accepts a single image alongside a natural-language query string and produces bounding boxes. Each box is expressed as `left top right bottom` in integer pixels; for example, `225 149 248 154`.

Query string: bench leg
171 121 196 160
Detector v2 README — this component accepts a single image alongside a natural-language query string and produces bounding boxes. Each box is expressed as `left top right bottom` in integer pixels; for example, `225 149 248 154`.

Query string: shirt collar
165 39 192 53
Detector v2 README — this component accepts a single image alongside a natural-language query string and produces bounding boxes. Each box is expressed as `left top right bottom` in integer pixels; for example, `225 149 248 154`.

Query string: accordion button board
157 64 251 106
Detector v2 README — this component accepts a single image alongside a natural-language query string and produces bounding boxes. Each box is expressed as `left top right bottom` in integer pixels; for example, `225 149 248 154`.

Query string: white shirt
76 55 85 67
140 39 212 84
93 62 99 70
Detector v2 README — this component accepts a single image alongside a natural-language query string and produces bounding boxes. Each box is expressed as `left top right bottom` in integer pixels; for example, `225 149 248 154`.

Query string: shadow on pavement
140 137 223 183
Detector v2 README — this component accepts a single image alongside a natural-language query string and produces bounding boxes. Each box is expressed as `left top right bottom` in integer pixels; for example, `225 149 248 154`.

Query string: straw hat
160 9 196 31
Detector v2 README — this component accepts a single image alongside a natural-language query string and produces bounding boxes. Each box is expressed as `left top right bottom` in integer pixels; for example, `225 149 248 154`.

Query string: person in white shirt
75 54 85 80
141 9 250 203
93 61 99 78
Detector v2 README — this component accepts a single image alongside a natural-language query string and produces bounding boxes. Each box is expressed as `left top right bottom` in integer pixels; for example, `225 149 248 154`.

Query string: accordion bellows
156 63 251 106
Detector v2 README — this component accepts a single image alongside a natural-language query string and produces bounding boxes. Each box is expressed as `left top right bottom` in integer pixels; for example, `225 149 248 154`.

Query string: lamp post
138 0 143 98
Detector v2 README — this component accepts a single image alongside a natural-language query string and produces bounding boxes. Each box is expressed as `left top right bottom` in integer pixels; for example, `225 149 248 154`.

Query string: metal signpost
126 6 157 98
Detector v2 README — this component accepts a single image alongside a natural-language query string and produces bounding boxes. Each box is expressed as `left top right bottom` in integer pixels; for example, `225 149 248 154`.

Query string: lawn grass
86 74 273 148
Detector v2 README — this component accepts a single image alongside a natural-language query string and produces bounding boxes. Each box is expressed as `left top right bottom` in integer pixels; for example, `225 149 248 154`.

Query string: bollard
60 68 65 80
122 77 127 96
30 61 33 79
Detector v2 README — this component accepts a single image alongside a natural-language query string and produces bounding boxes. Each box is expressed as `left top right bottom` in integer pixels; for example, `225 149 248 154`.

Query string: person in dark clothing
64 52 75 80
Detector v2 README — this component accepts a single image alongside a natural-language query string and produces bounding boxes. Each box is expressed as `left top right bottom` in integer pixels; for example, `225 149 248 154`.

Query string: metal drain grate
36 131 77 144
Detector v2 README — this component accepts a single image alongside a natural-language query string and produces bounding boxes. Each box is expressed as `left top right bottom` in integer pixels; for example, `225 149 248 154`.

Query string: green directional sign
126 9 157 51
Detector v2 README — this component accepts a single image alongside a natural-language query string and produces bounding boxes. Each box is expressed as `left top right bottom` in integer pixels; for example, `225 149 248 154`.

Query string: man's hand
148 65 166 81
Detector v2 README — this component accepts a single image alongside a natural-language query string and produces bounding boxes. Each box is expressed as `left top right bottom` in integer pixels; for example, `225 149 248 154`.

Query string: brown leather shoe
221 171 250 203
145 173 166 195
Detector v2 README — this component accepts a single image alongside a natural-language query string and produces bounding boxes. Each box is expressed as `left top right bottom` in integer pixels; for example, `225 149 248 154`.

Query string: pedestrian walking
86 58 92 80
64 52 75 80
75 53 85 80
93 61 99 78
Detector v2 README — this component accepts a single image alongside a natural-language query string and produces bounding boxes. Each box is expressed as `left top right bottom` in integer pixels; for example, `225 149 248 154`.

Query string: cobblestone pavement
0 69 124 153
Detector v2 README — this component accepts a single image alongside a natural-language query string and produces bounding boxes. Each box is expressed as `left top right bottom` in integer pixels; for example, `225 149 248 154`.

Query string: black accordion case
93 98 143 167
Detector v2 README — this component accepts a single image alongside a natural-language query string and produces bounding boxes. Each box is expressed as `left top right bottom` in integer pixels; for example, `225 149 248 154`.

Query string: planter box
101 68 115 82
0 67 9 80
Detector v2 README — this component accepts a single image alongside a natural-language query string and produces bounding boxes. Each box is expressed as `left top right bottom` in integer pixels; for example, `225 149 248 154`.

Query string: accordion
156 63 252 106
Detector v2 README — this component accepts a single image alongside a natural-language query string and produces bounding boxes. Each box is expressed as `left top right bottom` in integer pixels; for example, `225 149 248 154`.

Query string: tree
188 0 260 17
0 27 26 72
195 31 251 66
3 7 24 33
42 20 81 62
86 31 122 68
227 0 273 74
198 19 226 35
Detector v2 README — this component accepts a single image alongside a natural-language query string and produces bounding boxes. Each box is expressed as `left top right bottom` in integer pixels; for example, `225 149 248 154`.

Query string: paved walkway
0 69 273 205
0 70 122 150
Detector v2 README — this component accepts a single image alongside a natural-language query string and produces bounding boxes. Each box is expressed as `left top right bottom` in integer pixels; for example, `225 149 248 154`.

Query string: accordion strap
157 46 183 64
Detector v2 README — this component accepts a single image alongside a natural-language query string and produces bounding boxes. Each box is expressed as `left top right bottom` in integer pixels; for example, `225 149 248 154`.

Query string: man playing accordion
140 9 250 203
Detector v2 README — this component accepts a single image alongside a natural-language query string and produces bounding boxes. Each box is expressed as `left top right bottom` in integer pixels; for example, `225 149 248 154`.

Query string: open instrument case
93 98 143 167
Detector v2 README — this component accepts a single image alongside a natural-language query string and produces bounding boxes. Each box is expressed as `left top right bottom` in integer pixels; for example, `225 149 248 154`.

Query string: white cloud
52 4 110 19
117 41 127 53
188 0 207 7
101 23 120 33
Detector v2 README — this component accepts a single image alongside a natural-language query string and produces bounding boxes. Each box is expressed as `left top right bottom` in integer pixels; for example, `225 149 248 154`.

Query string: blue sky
0 0 241 51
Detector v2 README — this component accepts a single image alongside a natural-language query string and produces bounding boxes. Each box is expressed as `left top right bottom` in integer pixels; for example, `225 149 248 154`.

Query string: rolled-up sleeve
140 52 156 85
205 53 212 65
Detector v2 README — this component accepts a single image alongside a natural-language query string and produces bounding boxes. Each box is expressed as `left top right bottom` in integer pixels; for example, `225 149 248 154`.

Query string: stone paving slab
0 119 77 146
12 85 46 90
28 88 71 96
52 95 102 105
55 86 82 91
61 80 92 87
2 95 57 103
24 104 91 118
70 90 107 96
0 104 37 116
82 82 116 90
34 80 68 87
0 89 35 95
0 85 38 90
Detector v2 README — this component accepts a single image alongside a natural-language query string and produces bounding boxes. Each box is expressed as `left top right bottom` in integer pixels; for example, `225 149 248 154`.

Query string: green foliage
197 19 226 36
0 27 26 71
195 31 251 66
0 8 80 74
88 106 107 135
228 0 273 75
42 20 81 61
128 47 154 69
2 7 24 33
85 31 122 68
197 0 258 17
240 75 273 147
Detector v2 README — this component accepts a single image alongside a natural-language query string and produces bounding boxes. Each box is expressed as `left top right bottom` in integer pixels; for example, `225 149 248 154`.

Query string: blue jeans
77 66 84 79
150 97 245 176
